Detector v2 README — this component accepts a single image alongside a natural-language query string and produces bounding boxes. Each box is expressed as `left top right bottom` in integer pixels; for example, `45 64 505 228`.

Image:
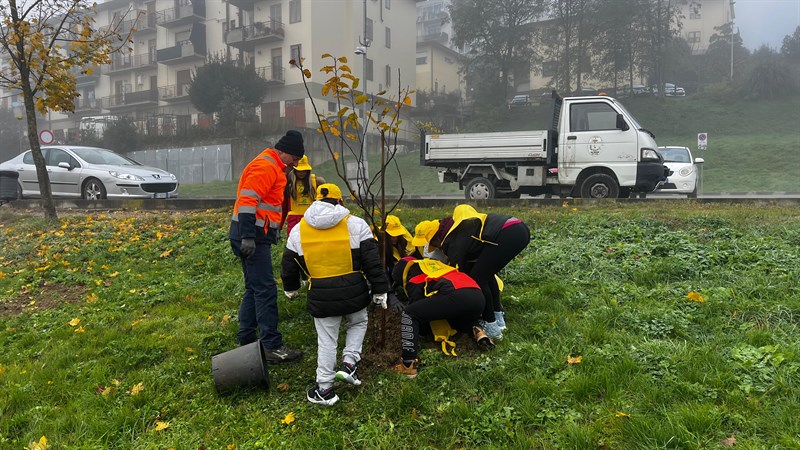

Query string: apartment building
681 0 736 55
415 0 465 97
3 0 419 144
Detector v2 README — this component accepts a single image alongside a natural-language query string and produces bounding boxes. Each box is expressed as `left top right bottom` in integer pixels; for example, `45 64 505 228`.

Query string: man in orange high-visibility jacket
229 130 305 363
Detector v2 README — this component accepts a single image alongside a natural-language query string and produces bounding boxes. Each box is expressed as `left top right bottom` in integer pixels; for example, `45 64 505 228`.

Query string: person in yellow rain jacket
281 155 325 235
281 183 390 406
229 130 305 364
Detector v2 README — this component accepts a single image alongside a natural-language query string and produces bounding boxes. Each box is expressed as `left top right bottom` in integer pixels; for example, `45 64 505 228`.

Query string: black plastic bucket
211 342 269 394
0 170 19 202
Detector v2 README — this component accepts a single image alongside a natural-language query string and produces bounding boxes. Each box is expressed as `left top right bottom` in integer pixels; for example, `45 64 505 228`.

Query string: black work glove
240 238 256 258
387 292 404 313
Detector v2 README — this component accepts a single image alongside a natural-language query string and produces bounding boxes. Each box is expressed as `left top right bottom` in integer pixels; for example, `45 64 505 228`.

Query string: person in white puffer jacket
281 183 389 406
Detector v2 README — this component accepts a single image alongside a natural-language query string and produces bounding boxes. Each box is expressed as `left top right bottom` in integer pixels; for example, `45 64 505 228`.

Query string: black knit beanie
274 130 305 157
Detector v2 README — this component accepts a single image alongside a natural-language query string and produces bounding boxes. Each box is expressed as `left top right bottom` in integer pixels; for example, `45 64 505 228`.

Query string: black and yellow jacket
281 201 389 318
440 208 515 269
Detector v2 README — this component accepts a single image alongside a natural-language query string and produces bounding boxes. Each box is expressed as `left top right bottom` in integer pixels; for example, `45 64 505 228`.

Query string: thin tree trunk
21 76 58 221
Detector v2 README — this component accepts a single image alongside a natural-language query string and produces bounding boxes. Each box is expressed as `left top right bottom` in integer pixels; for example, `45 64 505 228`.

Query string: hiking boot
335 361 362 386
494 311 507 331
262 345 303 363
473 325 496 351
307 384 339 406
392 359 419 379
481 320 503 341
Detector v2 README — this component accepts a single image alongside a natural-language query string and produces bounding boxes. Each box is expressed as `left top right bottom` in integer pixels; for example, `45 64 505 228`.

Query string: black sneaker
335 361 362 386
262 345 303 363
307 384 339 406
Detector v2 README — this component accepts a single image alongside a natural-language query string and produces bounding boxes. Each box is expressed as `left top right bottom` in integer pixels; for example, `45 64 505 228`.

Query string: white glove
372 293 388 310
284 290 299 299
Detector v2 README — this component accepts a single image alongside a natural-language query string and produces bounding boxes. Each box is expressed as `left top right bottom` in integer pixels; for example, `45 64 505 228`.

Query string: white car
0 145 178 200
656 146 704 197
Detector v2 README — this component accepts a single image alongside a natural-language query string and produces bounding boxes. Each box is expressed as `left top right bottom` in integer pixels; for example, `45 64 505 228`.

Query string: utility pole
357 0 371 193
730 1 736 81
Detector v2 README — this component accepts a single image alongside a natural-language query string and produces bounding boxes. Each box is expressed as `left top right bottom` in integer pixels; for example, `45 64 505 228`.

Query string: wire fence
128 144 232 184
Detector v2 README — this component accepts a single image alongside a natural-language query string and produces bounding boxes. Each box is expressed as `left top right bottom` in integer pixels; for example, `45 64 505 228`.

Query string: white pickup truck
422 92 669 199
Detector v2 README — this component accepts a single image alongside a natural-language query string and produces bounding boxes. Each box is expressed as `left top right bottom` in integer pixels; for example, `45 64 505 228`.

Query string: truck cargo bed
424 130 548 165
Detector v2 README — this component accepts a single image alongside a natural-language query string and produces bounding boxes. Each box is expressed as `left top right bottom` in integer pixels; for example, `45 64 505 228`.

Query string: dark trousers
401 288 484 361
231 240 283 349
467 222 530 322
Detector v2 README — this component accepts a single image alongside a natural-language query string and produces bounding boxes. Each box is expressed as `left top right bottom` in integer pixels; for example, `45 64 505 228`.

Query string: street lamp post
730 1 736 81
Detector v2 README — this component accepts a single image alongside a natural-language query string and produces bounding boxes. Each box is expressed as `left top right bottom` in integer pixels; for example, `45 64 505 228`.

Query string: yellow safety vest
289 174 317 215
299 215 355 281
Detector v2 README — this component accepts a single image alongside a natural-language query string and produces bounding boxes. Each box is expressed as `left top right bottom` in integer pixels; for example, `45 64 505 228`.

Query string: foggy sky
736 0 800 50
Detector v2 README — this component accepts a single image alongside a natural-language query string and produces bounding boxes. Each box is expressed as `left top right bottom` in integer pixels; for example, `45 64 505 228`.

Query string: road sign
697 132 708 150
39 129 54 145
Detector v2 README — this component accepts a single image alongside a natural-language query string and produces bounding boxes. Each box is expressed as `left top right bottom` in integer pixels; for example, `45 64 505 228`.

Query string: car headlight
641 148 660 161
169 173 177 181
109 171 145 181
678 166 693 177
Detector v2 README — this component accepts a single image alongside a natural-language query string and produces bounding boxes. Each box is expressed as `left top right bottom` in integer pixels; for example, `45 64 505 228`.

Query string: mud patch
0 282 87 318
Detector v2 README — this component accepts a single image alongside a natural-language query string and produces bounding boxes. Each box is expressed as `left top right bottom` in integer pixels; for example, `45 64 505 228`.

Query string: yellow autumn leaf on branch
154 421 170 431
281 412 296 425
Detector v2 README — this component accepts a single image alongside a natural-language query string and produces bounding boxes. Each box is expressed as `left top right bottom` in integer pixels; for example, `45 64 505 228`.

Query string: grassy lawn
1 203 799 448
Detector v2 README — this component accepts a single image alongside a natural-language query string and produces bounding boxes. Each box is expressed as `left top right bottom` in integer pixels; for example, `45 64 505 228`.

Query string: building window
385 64 391 87
688 31 701 44
366 58 373 81
542 61 557 77
366 18 373 43
289 0 301 23
385 27 391 48
328 101 337 112
385 0 390 10
416 56 427 65
270 3 282 23
290 44 302 63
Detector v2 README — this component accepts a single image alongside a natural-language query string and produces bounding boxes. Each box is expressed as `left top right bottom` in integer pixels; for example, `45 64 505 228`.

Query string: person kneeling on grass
281 183 390 406
390 257 494 379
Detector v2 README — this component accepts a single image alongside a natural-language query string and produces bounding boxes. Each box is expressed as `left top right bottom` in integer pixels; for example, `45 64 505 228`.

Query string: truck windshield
614 102 642 130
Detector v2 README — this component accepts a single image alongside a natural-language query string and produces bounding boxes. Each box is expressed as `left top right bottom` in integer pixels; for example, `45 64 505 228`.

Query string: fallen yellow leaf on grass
68 318 80 327
615 411 630 418
27 436 47 450
129 383 144 395
160 248 172 258
687 291 706 303
277 383 289 392
75 326 85 333
281 412 296 425
227 444 235 450
720 434 736 447
154 421 170 431
567 355 583 365
131 319 142 327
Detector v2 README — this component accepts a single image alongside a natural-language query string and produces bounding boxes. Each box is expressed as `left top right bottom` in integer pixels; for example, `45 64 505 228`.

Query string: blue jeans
231 240 283 349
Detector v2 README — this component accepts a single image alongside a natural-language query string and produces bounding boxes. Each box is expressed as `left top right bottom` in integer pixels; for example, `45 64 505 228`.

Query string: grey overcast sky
736 0 800 50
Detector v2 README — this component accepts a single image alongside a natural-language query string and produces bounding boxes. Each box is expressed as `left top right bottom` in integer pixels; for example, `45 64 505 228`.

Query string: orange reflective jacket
230 148 286 241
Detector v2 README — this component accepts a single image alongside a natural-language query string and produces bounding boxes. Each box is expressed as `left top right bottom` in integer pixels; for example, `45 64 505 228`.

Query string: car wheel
82 178 107 200
580 173 619 198
465 177 495 200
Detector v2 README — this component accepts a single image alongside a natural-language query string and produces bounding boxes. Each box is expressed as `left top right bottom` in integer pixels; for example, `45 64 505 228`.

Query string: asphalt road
4 192 800 211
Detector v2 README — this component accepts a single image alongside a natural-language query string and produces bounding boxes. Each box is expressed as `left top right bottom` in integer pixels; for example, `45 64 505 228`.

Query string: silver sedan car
0 145 178 199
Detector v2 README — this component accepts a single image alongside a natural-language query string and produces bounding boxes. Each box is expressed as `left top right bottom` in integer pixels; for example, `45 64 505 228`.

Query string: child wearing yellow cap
281 155 326 235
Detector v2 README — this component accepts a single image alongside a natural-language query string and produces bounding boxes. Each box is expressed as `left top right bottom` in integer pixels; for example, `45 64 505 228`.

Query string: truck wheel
465 177 495 200
580 174 619 198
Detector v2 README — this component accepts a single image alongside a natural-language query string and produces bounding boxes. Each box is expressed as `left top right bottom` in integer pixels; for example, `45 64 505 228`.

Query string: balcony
225 20 284 50
119 11 157 35
227 0 255 11
157 41 205 64
74 96 103 114
108 53 157 73
418 31 449 44
158 84 192 102
255 65 285 85
156 0 205 29
103 89 159 110
71 66 101 85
